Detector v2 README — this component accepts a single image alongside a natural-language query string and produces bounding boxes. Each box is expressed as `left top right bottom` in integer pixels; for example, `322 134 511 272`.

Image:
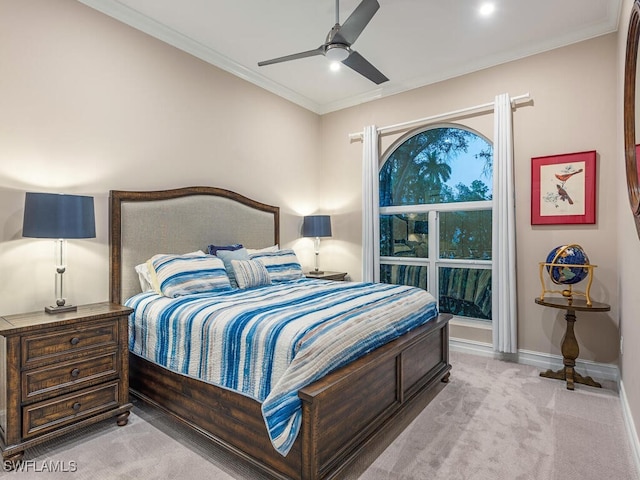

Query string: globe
545 244 590 285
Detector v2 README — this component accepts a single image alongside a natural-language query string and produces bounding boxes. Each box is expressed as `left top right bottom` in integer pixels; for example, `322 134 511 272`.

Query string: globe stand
538 262 596 306
535 297 610 390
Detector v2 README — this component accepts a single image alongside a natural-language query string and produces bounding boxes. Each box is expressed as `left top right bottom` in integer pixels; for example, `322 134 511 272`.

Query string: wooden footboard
129 313 450 480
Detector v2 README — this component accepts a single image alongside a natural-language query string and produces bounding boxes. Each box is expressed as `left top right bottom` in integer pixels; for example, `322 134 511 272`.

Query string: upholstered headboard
109 186 279 303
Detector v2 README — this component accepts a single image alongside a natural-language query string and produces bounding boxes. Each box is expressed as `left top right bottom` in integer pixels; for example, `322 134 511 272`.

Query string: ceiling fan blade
258 47 324 67
333 0 380 45
342 50 388 84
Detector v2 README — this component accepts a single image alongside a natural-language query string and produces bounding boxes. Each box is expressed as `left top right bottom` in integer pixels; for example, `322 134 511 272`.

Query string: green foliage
379 126 493 261
439 210 492 260
380 127 492 206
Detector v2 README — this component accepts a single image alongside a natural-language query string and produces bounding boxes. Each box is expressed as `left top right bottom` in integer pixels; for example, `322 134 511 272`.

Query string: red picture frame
531 150 596 225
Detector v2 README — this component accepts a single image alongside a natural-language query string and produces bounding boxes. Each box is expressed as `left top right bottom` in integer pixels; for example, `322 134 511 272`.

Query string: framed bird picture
531 150 596 225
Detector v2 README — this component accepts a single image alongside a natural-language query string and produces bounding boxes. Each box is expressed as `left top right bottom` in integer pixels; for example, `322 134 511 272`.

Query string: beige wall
0 0 321 315
619 0 640 449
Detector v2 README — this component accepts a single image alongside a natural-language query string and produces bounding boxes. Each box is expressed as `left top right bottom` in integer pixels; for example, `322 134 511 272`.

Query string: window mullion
429 210 438 296
380 200 491 215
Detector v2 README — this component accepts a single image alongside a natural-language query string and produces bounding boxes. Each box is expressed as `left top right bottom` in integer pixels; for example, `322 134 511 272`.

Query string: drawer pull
70 368 80 378
72 402 81 412
70 337 80 346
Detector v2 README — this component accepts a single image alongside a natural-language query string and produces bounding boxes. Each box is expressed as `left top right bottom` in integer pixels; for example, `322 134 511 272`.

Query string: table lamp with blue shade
22 192 96 314
302 215 332 275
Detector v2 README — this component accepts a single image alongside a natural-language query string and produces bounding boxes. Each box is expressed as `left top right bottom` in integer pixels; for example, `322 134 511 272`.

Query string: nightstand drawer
22 322 118 367
23 381 120 438
22 351 119 400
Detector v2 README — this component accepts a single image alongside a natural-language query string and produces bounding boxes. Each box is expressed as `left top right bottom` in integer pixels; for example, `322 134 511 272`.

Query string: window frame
378 123 493 326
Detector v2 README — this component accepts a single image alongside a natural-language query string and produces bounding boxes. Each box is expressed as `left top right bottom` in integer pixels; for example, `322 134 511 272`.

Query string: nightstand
0 302 133 464
305 271 348 281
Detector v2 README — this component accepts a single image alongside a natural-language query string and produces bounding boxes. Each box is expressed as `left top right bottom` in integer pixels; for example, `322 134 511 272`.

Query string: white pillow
246 245 279 254
134 263 154 292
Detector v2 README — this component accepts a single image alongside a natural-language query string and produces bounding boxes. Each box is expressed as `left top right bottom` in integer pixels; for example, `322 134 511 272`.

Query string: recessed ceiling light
330 62 341 72
479 2 495 16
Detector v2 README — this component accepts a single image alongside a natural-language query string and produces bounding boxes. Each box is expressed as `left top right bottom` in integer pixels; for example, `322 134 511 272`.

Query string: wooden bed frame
109 186 451 480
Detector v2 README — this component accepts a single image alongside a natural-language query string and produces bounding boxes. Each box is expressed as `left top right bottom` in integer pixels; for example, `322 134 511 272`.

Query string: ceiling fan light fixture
325 45 350 62
257 0 387 84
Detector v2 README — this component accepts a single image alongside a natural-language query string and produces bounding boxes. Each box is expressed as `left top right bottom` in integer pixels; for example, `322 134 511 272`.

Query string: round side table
535 297 610 390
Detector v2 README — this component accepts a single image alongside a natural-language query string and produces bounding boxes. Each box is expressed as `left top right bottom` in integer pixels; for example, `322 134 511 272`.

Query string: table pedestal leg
539 308 601 390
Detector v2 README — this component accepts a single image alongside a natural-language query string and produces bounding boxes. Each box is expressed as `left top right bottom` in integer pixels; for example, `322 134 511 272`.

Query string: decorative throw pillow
136 250 206 293
148 253 231 297
231 259 272 289
250 249 304 283
216 248 250 288
207 243 243 256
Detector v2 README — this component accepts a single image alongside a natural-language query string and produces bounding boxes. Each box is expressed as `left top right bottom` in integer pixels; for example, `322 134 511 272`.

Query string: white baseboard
449 338 495 358
620 381 640 477
450 337 640 477
449 337 620 382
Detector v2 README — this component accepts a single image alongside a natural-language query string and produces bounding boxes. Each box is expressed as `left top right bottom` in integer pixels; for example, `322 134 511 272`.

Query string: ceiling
78 0 621 115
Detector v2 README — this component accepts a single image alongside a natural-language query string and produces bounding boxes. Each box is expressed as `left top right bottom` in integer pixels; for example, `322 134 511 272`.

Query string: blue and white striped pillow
249 249 303 283
148 254 231 297
216 248 249 289
231 259 271 289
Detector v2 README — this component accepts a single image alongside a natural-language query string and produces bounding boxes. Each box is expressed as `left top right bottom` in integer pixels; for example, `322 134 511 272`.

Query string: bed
109 186 451 480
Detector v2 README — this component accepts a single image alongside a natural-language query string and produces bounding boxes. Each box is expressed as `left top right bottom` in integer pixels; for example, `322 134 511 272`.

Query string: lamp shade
23 192 96 239
302 215 332 238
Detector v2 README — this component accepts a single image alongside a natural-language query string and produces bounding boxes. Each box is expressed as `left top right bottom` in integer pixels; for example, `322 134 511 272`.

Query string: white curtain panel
492 93 518 353
362 125 380 282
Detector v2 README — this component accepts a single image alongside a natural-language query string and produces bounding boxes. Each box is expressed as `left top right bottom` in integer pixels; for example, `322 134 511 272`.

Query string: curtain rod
348 92 531 141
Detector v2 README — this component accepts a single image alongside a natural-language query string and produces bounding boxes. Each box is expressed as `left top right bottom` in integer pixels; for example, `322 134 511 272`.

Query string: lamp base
307 270 325 275
45 304 77 314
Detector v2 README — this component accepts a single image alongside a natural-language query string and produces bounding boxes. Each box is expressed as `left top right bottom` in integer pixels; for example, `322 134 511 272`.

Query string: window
379 125 493 323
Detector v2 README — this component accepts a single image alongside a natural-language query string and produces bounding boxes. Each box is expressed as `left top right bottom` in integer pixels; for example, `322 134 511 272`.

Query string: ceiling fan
258 0 388 85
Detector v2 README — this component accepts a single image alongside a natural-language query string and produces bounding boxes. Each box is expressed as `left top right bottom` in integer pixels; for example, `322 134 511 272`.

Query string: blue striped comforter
125 278 438 456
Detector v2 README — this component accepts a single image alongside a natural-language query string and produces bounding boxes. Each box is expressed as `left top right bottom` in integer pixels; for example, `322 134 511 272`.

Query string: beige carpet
3 351 638 479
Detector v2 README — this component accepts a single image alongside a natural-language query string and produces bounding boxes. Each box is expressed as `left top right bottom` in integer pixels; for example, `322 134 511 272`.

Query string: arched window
379 124 493 322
